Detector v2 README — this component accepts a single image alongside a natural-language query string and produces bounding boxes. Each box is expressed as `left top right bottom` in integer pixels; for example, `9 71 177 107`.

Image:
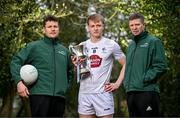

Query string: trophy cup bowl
69 44 85 57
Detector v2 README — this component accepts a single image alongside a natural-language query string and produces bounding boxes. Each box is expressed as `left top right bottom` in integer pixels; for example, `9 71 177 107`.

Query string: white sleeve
113 41 125 60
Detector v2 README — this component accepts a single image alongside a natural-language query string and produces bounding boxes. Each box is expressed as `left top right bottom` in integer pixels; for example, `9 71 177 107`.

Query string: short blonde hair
87 14 105 25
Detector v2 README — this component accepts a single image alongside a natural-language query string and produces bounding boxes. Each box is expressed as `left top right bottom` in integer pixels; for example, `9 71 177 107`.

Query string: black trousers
29 95 65 117
127 91 160 117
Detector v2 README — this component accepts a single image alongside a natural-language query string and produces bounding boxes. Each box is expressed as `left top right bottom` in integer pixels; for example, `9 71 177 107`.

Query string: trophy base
80 69 90 79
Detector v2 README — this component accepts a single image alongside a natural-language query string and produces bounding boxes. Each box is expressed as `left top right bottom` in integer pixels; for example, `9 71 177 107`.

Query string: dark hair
43 15 59 27
129 13 144 23
87 14 105 25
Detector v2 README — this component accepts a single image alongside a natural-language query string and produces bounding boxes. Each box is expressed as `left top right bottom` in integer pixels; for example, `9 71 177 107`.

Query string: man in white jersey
72 14 126 118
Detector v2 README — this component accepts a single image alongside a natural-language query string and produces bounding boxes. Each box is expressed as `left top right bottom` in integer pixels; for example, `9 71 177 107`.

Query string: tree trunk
0 82 15 117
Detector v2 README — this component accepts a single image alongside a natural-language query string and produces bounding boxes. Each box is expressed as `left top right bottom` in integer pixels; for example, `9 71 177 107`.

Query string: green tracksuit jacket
10 37 74 98
123 31 168 93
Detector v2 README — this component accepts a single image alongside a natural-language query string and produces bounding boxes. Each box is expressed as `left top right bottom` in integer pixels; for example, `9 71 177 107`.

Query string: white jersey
79 37 125 93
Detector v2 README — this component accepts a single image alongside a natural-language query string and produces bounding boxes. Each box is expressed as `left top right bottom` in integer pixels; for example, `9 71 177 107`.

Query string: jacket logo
140 43 149 47
58 51 66 56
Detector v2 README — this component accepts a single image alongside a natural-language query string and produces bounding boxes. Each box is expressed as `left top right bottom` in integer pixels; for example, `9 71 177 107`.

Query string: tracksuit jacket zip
52 40 56 96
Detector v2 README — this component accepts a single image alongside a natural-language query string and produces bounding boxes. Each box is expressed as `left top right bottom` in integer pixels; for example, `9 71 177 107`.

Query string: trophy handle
76 56 80 83
69 45 77 55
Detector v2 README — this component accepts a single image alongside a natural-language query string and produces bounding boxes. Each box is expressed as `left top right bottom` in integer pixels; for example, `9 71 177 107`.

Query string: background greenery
0 0 179 117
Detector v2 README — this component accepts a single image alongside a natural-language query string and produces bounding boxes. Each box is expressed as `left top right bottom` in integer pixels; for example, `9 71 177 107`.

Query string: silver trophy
69 43 90 83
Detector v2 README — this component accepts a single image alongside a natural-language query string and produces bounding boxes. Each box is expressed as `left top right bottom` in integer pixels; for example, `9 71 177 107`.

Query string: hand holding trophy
69 43 90 83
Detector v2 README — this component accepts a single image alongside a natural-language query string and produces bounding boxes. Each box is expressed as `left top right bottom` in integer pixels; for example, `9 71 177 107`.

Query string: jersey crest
89 55 102 68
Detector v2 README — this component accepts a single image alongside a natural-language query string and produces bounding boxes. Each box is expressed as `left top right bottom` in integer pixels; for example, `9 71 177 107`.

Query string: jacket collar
43 36 59 45
132 31 148 43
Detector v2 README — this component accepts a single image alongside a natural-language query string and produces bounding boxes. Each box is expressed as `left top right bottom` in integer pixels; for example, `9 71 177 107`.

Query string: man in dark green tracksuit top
10 15 74 117
123 13 168 117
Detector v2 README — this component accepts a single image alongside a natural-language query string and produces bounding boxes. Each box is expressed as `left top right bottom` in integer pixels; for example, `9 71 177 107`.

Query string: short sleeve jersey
79 37 125 93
